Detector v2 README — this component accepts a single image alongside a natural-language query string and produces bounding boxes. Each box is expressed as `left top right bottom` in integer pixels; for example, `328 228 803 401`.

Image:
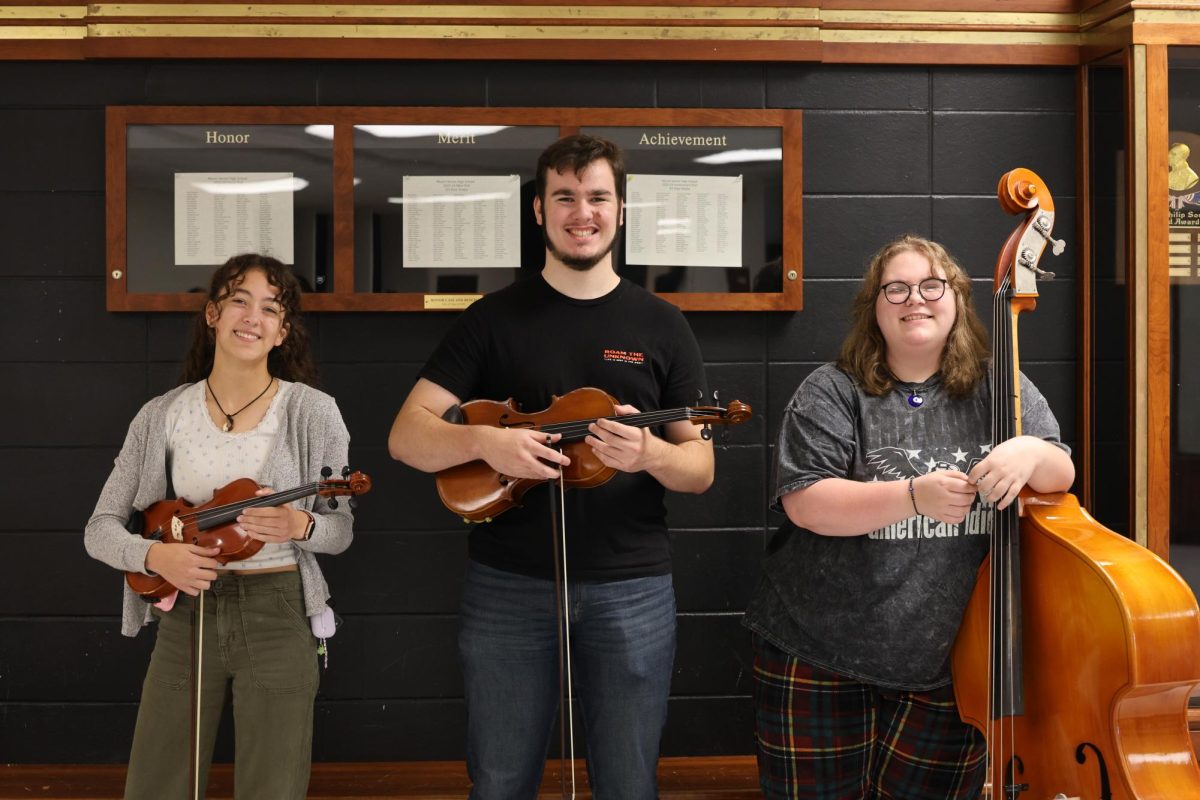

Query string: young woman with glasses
743 234 1075 799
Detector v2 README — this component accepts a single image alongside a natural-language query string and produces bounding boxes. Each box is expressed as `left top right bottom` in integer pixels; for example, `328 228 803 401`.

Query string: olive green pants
124 571 319 800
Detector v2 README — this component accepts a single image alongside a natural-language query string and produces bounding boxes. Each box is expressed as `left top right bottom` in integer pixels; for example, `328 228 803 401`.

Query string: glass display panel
1088 61 1130 537
352 125 561 294
125 124 334 293
1168 47 1200 593
582 125 783 294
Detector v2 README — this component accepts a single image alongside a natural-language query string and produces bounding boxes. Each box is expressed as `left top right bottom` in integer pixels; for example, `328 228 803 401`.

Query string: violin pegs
341 465 352 478
696 389 704 404
701 425 713 442
321 466 333 478
328 498 339 510
348 497 358 511
712 389 720 404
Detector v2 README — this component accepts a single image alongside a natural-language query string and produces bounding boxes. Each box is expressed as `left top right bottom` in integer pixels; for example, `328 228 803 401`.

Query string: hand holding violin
144 542 221 597
475 425 569 481
585 404 659 474
236 487 313 543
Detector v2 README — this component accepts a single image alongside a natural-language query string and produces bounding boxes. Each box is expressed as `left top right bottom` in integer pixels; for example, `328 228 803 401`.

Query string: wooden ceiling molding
1 2 1200 63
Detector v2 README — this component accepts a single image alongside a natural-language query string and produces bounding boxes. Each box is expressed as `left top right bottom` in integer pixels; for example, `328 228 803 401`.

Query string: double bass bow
950 168 1200 799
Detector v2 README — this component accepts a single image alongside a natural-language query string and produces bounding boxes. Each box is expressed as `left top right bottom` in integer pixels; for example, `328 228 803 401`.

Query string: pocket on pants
242 589 318 694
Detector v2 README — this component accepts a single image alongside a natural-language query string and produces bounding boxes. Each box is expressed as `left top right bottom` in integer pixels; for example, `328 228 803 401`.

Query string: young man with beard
388 134 714 799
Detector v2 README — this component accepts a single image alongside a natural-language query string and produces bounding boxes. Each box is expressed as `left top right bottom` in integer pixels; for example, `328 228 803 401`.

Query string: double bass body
953 492 1200 798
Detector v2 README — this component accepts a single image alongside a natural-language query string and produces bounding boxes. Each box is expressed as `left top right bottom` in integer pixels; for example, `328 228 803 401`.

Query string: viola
434 386 751 522
125 468 371 600
950 169 1200 798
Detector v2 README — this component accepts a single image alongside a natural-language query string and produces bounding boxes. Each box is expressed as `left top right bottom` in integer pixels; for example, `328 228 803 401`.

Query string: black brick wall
0 60 1078 763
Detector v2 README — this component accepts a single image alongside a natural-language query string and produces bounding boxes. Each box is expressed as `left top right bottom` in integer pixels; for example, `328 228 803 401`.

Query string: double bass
950 169 1200 798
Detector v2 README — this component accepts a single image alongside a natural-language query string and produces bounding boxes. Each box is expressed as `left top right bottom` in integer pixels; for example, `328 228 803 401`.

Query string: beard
542 227 618 272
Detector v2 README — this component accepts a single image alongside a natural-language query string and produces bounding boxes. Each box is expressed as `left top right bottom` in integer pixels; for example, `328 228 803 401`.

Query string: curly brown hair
836 234 989 398
180 254 319 387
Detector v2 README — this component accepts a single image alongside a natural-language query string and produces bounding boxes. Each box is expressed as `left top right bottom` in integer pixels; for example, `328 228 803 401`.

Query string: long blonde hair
836 234 989 397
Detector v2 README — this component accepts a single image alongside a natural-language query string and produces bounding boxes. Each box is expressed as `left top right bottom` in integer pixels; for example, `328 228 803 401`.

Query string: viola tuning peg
328 498 339 510
348 498 358 511
341 466 352 478
701 425 713 442
321 466 333 478
696 389 704 403
712 389 720 403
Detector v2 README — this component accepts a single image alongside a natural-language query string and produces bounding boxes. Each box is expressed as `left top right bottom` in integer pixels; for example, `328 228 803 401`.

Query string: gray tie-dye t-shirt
743 363 1068 690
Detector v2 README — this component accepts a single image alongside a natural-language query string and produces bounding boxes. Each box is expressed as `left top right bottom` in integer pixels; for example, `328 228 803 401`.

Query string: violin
125 468 372 600
434 386 751 522
950 169 1200 798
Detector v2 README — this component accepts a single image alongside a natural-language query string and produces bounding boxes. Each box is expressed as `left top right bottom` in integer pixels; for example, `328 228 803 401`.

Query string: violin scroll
686 400 752 428
319 470 372 499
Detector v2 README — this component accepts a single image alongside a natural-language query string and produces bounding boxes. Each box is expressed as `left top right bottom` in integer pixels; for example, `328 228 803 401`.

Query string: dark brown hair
180 254 318 386
536 134 626 204
836 234 990 398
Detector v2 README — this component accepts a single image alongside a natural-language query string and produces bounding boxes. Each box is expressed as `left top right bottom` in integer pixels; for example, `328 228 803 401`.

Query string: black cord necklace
206 376 274 432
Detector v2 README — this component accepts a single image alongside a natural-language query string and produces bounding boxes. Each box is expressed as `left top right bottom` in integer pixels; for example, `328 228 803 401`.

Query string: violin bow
191 594 204 800
550 458 577 799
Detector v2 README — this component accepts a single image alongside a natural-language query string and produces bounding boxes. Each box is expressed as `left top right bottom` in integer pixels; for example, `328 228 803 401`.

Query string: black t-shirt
419 274 707 581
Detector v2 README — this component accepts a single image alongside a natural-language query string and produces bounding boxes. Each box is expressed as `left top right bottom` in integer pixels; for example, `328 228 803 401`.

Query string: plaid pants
752 634 986 800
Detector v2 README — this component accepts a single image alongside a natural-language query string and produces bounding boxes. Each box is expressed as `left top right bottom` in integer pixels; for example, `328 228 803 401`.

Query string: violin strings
538 408 713 440
178 483 323 526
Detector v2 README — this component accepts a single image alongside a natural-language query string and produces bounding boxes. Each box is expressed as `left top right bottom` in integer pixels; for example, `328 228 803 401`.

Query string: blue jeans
459 560 677 800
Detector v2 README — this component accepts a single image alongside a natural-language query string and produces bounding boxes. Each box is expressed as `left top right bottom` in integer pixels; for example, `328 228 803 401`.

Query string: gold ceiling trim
1132 8 1200 24
0 3 1174 53
89 4 820 21
824 29 1080 45
0 25 85 38
821 10 1077 27
0 6 84 19
87 23 822 40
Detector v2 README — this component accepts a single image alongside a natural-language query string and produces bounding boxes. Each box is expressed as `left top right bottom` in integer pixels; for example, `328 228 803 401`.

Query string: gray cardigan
84 381 355 637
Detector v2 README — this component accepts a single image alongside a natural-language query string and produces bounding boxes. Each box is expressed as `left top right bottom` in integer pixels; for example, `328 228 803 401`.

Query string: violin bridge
170 515 184 541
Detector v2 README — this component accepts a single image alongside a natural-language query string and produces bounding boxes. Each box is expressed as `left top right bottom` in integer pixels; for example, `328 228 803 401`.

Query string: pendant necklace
206 377 273 432
907 389 925 408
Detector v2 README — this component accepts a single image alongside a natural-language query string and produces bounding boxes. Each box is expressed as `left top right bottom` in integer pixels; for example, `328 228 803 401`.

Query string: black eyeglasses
879 278 948 304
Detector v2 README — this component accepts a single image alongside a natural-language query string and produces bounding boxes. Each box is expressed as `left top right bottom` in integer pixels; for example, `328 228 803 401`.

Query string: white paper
625 174 743 268
173 172 296 265
400 175 520 269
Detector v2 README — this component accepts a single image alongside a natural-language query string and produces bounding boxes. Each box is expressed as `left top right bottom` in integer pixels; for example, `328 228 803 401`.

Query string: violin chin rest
441 404 464 425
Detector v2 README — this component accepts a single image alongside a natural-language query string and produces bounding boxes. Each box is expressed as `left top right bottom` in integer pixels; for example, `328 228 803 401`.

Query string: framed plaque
107 106 801 311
